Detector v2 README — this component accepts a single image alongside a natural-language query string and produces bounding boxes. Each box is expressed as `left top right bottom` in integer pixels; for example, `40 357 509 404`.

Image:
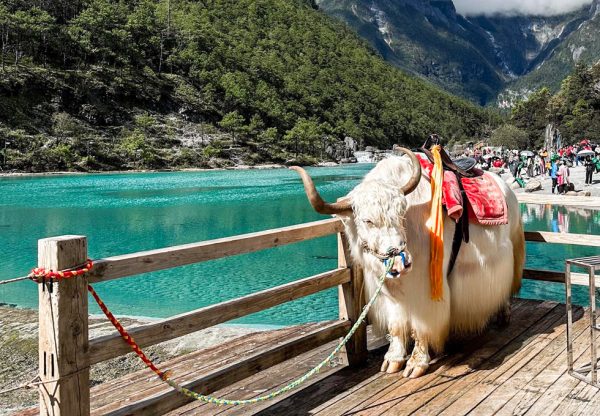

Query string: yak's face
290 147 421 279
350 182 413 278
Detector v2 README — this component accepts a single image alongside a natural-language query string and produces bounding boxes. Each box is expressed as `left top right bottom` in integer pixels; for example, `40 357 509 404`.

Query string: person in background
585 155 595 185
539 148 547 175
550 155 559 194
557 160 570 194
526 156 534 177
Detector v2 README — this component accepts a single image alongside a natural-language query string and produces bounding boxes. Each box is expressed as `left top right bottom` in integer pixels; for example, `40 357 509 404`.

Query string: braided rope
29 259 93 282
12 256 392 406
91 259 393 406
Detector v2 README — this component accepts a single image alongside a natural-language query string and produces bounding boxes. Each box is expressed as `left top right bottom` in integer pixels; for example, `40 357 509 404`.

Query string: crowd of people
457 140 600 194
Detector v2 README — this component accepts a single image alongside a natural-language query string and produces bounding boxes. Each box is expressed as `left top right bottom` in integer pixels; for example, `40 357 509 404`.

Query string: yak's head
291 147 422 278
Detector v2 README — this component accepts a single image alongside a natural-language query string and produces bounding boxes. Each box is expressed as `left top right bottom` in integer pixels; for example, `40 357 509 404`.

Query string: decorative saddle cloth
417 155 508 226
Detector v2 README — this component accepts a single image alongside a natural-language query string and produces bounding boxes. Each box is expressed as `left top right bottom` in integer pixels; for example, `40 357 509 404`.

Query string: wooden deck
162 298 600 416
15 222 600 416
17 298 597 416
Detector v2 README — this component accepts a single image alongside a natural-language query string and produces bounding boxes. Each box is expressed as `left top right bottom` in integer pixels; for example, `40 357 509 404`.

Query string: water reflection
521 203 600 235
520 203 600 307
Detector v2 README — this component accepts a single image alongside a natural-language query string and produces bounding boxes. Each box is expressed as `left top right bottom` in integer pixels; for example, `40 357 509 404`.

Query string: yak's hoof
402 354 429 378
380 359 406 374
403 361 429 378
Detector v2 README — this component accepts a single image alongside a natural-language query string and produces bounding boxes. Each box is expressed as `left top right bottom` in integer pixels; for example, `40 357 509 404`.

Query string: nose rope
360 241 410 278
360 241 406 261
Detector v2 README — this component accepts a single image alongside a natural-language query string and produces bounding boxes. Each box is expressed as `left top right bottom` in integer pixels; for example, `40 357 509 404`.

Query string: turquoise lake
1 166 598 325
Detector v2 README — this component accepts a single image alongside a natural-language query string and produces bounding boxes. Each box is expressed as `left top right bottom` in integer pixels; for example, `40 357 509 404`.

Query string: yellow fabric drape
426 145 444 300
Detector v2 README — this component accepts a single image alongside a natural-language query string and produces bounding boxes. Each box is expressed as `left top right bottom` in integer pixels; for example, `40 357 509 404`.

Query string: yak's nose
387 251 412 278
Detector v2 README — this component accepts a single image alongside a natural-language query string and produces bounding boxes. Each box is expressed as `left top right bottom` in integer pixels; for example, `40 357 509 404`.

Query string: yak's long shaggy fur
339 155 524 355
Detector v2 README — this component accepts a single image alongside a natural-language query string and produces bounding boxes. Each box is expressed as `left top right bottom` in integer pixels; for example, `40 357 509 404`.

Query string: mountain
499 1 600 107
0 0 493 172
316 0 600 105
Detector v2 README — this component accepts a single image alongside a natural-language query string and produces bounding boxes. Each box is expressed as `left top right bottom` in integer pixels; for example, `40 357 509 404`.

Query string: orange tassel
426 145 444 301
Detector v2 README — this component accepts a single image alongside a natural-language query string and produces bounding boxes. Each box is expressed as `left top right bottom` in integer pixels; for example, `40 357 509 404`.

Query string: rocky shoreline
0 306 266 415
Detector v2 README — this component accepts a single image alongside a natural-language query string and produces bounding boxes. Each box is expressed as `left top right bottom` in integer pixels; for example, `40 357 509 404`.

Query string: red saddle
417 155 508 226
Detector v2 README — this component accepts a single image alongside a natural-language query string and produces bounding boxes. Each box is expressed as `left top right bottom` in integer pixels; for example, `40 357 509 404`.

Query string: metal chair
566 255 600 387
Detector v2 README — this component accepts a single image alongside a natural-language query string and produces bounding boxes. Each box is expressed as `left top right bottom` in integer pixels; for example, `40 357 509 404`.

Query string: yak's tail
511 213 525 295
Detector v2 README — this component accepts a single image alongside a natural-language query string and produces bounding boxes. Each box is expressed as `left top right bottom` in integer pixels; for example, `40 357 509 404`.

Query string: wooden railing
33 218 599 415
35 218 364 415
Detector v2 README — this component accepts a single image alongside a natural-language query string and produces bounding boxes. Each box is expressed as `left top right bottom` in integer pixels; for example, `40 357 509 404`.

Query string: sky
453 0 594 16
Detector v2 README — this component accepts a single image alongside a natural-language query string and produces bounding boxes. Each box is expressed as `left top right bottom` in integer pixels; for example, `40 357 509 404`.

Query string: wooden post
338 232 367 367
38 236 90 416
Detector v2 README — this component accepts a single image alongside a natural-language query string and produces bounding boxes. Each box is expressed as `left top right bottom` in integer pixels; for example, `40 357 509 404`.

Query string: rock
524 179 542 193
566 191 578 196
577 191 592 197
509 182 521 190
254 164 284 169
317 161 338 167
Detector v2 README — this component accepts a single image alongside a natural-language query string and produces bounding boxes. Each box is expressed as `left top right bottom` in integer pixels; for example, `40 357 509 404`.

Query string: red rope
29 259 171 381
29 259 94 282
87 285 170 380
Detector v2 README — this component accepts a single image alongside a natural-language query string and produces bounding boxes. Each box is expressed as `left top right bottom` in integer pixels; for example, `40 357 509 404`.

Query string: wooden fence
34 218 599 415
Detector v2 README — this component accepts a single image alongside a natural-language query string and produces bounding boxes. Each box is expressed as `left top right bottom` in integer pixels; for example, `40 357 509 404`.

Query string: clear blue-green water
0 167 598 325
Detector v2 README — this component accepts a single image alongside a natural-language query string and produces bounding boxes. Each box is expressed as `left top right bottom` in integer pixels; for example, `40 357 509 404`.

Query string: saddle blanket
417 155 508 226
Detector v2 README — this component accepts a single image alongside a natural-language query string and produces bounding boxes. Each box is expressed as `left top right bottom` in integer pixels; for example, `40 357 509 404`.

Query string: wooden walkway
18 298 596 416
163 298 600 416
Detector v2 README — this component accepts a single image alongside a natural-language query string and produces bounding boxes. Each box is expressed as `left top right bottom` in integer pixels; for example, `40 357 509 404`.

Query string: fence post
38 236 90 416
338 232 367 367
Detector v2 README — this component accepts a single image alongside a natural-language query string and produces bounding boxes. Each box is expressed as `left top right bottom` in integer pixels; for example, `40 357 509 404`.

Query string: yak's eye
363 219 375 227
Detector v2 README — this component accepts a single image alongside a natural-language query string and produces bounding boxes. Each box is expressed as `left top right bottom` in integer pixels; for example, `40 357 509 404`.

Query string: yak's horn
394 147 422 195
289 166 353 215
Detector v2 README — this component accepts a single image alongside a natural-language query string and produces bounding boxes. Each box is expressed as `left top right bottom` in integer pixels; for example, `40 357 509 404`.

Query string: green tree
68 0 130 66
489 124 529 149
511 88 551 149
284 119 322 157
219 111 246 145
0 4 10 70
12 7 54 66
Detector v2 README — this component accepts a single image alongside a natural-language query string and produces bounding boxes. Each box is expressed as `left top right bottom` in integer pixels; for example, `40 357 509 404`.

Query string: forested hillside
491 62 600 149
0 0 494 172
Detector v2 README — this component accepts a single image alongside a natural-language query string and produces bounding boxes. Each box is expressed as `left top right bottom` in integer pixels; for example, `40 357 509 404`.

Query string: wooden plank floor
167 299 600 416
14 299 599 415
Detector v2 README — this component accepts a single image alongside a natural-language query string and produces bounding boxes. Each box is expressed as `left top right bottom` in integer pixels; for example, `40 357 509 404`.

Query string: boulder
566 191 578 196
524 179 542 193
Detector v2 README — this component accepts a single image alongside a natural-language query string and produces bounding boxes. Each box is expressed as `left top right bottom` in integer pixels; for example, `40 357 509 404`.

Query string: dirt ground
0 306 262 415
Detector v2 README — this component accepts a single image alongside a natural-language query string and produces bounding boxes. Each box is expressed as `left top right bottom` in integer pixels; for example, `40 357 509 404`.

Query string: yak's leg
496 300 511 327
403 330 430 378
380 326 408 374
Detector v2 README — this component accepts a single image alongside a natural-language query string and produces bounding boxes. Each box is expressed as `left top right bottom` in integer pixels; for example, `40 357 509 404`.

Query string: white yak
291 147 525 378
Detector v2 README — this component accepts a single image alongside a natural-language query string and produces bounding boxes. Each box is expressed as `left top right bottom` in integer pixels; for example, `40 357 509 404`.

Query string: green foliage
283 118 322 157
489 124 529 149
511 87 551 148
0 0 494 171
219 111 246 144
52 112 85 139
509 62 600 146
